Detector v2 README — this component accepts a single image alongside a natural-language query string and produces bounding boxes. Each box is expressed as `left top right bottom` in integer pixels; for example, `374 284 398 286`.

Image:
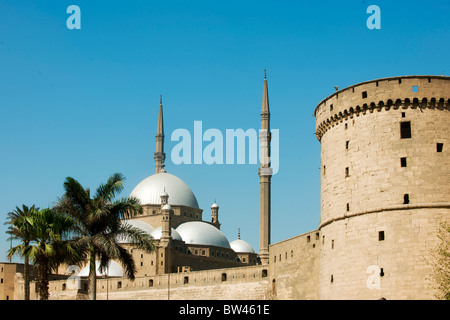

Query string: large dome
176 221 231 249
130 172 199 209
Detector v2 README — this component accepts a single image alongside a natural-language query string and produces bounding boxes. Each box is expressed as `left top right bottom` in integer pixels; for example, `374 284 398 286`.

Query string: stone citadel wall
43 265 270 300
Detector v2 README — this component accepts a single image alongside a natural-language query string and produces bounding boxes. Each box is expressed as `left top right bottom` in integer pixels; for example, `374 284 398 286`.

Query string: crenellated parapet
314 76 450 141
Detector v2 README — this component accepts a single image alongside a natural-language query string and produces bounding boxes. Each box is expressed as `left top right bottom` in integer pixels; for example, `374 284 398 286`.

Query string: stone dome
130 172 199 209
78 260 124 277
150 226 183 241
230 239 255 253
176 221 231 248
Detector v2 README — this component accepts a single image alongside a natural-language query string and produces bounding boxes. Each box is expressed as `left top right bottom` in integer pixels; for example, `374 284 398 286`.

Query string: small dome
130 172 199 209
176 221 231 248
230 239 255 253
78 260 124 277
162 204 172 210
211 201 219 208
150 226 182 241
117 219 154 244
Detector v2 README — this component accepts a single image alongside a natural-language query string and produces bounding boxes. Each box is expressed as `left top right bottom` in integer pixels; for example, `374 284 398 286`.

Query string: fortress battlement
314 76 450 141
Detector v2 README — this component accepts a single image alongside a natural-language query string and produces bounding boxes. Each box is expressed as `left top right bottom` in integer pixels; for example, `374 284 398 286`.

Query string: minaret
259 70 272 265
160 191 172 246
211 200 220 229
154 95 166 174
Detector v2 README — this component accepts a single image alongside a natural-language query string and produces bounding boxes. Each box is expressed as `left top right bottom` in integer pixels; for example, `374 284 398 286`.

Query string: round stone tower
314 75 450 299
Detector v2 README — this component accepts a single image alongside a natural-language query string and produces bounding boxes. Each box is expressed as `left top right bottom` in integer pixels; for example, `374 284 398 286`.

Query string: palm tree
55 173 154 300
5 204 39 300
8 208 79 300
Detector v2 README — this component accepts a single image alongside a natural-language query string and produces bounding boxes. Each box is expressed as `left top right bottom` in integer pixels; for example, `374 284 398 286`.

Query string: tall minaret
259 70 272 265
154 95 166 173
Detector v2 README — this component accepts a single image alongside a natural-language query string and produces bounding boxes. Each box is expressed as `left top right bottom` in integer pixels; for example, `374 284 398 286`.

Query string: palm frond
117 222 154 253
110 197 143 220
61 177 92 221
115 245 136 280
94 173 125 204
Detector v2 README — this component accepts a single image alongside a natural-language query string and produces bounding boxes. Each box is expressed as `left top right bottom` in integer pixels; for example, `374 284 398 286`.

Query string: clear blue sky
1 0 449 262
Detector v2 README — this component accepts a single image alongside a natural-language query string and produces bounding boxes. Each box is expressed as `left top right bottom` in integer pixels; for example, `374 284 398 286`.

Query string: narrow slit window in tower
346 141 349 150
404 194 410 204
379 231 385 241
402 112 406 118
346 203 350 212
362 91 368 99
401 157 407 167
345 167 350 177
400 121 411 139
437 143 443 152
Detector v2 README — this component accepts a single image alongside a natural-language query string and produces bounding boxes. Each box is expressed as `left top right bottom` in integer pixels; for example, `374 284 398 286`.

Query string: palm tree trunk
24 253 30 300
88 245 97 300
37 256 49 300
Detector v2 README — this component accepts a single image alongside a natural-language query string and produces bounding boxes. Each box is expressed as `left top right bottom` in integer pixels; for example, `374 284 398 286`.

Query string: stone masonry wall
47 265 269 300
268 230 321 299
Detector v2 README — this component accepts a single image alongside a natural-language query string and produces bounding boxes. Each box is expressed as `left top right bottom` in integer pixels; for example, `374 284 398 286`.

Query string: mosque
76 93 261 278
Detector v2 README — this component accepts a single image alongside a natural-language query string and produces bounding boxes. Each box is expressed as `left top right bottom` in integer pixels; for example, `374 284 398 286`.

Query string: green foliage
5 173 154 300
7 207 80 300
55 172 155 300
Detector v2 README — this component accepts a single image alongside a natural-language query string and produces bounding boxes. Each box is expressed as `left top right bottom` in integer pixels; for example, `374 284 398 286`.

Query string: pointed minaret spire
259 70 272 265
157 95 164 136
261 69 270 123
154 95 166 174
